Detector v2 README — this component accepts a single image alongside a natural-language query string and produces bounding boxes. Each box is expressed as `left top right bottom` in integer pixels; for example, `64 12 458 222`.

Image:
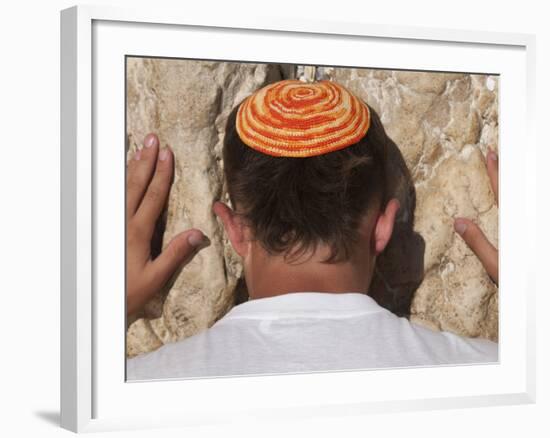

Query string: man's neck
245 243 374 300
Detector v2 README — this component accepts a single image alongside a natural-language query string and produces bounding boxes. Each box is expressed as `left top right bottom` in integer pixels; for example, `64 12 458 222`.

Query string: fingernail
188 232 209 248
159 148 169 161
488 150 498 161
145 134 157 148
134 148 142 161
454 219 468 235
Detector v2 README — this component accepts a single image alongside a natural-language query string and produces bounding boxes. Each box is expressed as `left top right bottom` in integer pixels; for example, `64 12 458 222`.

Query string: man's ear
212 201 249 258
373 198 400 255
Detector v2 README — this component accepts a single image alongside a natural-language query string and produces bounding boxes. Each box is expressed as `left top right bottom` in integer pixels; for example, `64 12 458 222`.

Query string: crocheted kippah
236 79 371 157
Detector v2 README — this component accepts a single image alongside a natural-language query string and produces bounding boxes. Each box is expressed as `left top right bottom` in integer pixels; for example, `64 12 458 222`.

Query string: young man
126 80 498 380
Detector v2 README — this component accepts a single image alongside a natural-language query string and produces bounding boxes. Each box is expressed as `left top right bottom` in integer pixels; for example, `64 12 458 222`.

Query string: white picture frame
60 4 536 433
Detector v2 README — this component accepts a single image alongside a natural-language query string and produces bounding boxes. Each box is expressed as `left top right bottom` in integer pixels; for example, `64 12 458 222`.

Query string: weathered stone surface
126 60 499 357
326 68 499 341
125 59 292 357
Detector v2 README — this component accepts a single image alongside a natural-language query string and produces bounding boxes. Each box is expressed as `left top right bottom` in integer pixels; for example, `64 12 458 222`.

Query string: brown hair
222 98 389 264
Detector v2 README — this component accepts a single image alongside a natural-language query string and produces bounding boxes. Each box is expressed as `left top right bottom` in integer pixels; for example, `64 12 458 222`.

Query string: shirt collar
220 292 385 321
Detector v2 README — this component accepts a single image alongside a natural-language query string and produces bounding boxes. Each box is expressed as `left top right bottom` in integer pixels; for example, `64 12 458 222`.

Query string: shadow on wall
369 135 425 317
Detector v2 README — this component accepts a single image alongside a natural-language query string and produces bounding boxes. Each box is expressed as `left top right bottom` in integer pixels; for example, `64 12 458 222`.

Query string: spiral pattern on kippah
236 79 370 157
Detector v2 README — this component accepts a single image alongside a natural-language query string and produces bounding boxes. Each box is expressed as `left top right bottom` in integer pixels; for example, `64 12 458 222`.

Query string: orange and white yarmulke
236 79 370 157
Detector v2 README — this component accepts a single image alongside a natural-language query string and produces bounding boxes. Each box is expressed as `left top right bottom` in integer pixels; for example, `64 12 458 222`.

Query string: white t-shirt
126 292 498 381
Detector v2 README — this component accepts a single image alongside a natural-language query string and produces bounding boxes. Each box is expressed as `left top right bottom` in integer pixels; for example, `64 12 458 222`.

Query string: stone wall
126 58 498 358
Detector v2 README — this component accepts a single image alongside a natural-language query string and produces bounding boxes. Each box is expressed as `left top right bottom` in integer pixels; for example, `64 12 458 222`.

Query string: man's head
213 80 400 298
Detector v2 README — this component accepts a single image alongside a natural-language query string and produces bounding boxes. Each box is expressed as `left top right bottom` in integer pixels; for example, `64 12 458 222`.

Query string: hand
454 149 498 285
126 133 209 318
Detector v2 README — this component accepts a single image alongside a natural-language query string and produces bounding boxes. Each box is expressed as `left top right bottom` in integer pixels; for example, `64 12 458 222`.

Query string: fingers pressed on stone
454 217 498 284
148 229 210 293
135 146 174 234
126 134 160 216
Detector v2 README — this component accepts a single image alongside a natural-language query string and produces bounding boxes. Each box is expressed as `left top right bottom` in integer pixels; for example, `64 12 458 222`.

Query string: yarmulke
236 79 370 157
